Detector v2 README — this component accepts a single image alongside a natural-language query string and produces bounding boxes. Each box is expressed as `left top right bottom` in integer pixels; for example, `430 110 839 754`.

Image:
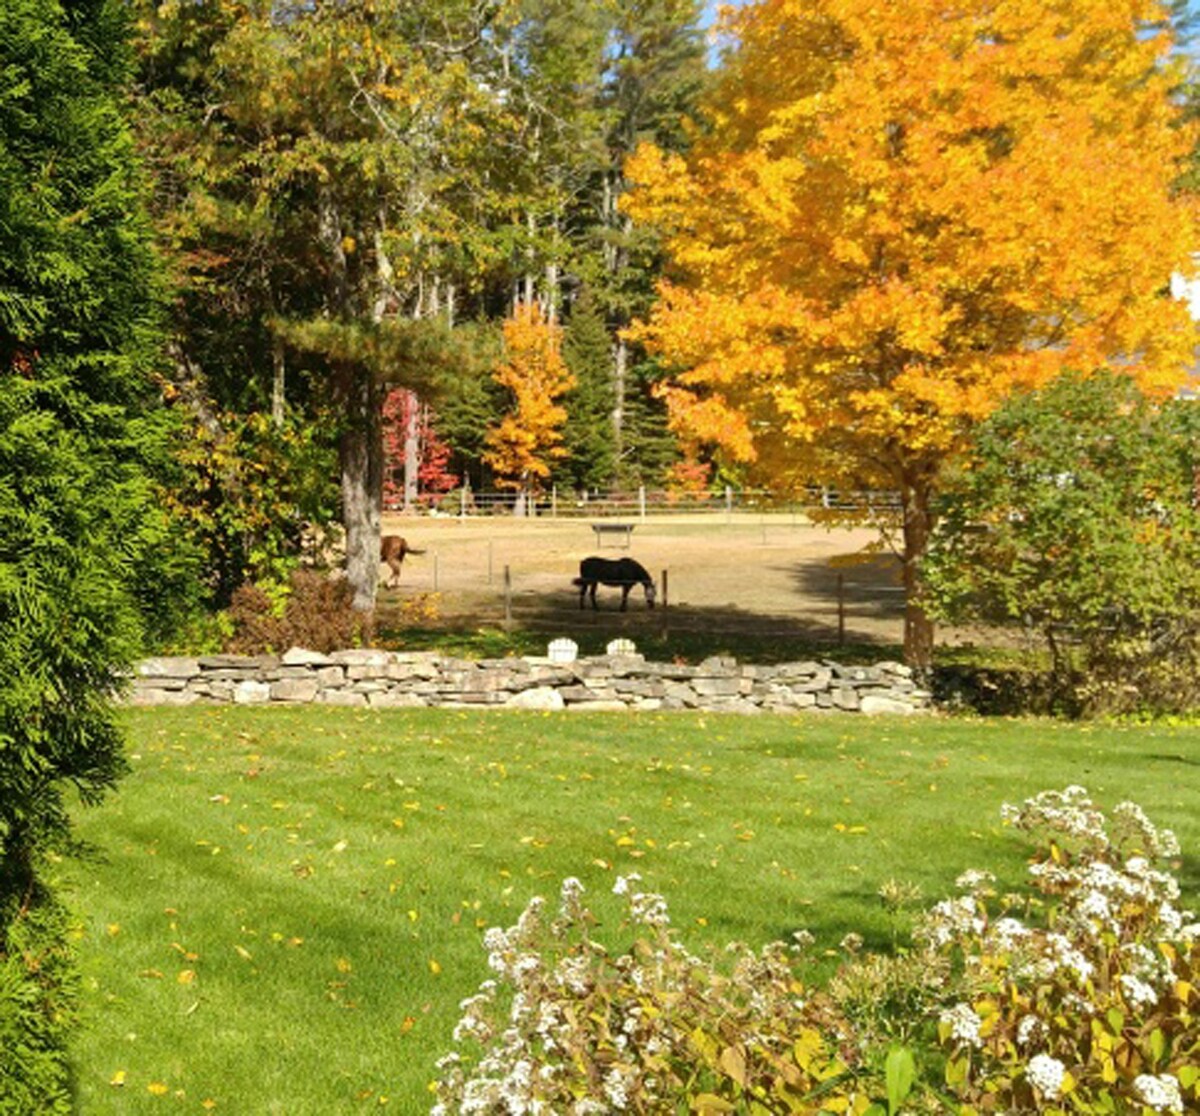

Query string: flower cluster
927 787 1199 1113
432 877 857 1114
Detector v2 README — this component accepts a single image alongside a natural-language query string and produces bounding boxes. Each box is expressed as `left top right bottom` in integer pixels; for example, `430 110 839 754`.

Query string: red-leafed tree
382 389 458 510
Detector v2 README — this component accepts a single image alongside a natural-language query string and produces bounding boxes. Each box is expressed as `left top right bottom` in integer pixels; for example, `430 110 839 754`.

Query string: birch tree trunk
612 335 627 478
271 335 286 427
403 390 419 512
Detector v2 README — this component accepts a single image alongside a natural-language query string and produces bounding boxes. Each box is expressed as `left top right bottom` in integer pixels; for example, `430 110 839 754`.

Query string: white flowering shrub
924 786 1199 1114
431 874 866 1114
433 789 1199 1115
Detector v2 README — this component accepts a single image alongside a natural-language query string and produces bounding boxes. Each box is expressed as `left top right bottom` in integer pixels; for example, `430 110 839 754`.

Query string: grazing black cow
380 535 425 588
573 556 656 610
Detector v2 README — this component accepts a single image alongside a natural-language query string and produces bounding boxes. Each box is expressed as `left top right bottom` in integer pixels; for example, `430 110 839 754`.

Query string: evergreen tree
584 0 707 482
621 357 680 486
0 0 187 1104
560 290 616 490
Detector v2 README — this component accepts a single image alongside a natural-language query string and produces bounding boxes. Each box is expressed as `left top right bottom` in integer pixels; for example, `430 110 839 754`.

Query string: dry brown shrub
225 570 371 654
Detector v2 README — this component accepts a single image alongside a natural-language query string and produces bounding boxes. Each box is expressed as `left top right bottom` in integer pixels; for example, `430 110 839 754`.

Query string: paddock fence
386 485 903 520
385 559 907 648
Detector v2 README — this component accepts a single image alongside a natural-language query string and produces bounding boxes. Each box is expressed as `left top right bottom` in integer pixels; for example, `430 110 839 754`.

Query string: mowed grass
70 708 1200 1114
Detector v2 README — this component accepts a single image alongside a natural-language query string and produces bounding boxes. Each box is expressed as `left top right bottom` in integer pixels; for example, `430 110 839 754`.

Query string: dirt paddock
377 512 917 649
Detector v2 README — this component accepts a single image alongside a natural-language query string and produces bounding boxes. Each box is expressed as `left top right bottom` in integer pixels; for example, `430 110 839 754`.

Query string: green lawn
69 707 1200 1113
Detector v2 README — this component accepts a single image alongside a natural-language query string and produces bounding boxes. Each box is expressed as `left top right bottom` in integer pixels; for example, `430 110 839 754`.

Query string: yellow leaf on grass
234 945 253 962
147 1082 169 1096
177 970 196 985
109 1070 127 1087
106 923 120 937
429 959 442 975
336 957 352 973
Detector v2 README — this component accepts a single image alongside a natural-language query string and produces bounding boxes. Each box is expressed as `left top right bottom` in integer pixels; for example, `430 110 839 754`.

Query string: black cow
573 556 656 610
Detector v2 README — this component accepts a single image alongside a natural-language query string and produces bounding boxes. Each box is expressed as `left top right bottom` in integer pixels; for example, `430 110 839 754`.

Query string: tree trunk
403 390 419 512
900 482 935 674
612 335 627 478
524 212 536 305
271 335 286 427
336 362 382 612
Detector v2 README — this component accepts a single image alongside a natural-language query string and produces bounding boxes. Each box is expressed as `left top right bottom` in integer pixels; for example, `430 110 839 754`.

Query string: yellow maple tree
484 303 576 501
624 0 1199 668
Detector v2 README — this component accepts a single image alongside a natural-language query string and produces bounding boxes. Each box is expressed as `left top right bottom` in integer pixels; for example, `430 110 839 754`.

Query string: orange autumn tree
484 303 576 508
625 0 1199 669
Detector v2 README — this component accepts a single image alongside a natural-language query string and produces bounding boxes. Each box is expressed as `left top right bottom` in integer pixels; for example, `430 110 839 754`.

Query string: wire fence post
725 485 732 523
837 571 846 646
660 568 669 638
461 478 470 520
503 565 512 630
639 485 646 520
551 485 557 518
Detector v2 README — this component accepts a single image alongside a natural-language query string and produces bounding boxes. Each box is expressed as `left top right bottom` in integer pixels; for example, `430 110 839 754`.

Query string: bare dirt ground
378 512 913 649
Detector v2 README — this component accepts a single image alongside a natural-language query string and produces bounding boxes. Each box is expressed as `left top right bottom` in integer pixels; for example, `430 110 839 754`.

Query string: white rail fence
386 485 902 518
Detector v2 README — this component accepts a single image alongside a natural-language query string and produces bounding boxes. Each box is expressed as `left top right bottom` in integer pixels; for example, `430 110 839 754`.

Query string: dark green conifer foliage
621 359 680 485
560 291 616 490
0 0 182 1105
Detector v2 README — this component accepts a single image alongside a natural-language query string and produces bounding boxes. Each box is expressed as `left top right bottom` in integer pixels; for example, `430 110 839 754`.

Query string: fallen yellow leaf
109 1070 126 1087
147 1081 169 1096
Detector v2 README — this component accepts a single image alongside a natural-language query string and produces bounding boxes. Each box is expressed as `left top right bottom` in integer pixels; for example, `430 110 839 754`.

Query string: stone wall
127 648 930 714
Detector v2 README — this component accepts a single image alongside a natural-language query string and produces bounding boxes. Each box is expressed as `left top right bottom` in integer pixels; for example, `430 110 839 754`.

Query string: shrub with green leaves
0 892 77 1113
923 369 1200 715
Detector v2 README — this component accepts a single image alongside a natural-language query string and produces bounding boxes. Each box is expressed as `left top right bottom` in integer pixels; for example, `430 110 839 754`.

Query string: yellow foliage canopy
484 303 576 490
625 0 1199 494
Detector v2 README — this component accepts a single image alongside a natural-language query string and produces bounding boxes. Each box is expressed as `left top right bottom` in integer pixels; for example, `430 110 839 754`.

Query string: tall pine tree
560 289 616 490
0 0 188 1104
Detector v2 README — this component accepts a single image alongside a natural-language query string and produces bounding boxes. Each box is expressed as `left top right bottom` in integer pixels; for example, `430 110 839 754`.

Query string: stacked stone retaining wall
127 649 930 714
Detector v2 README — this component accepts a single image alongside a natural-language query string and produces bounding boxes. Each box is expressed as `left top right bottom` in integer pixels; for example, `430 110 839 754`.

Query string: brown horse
380 535 425 588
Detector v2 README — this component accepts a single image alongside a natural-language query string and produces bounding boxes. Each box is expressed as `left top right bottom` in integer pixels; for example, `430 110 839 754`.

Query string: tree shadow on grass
781 553 906 624
378 587 906 664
